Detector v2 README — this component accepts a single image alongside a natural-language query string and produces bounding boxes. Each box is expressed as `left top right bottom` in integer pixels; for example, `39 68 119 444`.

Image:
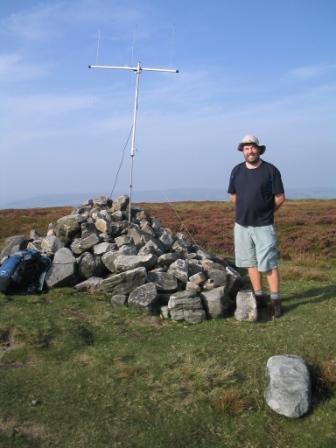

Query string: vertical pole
128 62 141 224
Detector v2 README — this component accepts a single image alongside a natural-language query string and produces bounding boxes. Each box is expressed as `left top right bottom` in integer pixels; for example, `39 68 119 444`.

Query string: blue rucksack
0 249 50 294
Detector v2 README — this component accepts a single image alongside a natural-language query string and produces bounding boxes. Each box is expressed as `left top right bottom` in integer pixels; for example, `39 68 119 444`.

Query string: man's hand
229 194 237 205
274 194 285 211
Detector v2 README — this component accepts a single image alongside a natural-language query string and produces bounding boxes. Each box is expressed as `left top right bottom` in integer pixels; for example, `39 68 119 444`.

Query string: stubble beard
245 154 260 165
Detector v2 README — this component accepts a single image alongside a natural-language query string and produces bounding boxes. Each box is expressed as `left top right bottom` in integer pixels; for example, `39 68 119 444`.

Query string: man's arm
229 194 237 205
274 194 285 211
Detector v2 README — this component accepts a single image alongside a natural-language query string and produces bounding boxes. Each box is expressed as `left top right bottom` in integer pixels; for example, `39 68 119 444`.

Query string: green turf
0 260 335 447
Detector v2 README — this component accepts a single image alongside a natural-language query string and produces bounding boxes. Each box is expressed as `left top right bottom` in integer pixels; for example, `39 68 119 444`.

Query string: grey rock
101 251 118 272
135 210 148 221
159 229 175 250
46 248 77 288
113 254 157 273
115 235 132 247
111 294 127 305
197 249 216 260
168 291 206 324
201 259 226 272
186 282 201 293
95 218 109 234
203 279 215 290
208 269 227 287
188 259 203 276
226 266 242 293
168 259 189 283
112 195 129 212
74 277 103 293
160 306 170 319
265 355 311 418
27 241 42 251
0 235 29 259
118 245 138 255
234 290 257 321
157 253 180 267
78 252 96 279
100 267 147 295
172 239 189 255
55 215 81 244
127 226 151 248
93 196 112 207
81 222 98 238
128 282 158 308
140 221 156 237
201 286 230 318
147 271 178 292
138 240 163 257
70 233 100 255
189 272 206 285
111 211 124 221
184 309 207 324
93 242 115 256
41 235 63 254
54 248 76 264
151 218 163 236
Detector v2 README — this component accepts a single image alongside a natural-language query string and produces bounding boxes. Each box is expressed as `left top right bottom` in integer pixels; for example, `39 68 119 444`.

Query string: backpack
0 249 51 294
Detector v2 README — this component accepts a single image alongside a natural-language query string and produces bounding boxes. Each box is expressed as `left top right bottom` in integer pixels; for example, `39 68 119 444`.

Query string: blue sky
1 0 335 206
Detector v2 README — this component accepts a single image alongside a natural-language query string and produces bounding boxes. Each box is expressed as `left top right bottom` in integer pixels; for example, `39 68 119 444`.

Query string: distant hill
1 187 336 209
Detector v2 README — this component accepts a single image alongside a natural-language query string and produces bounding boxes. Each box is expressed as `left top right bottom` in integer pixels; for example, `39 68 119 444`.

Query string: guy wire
109 125 133 198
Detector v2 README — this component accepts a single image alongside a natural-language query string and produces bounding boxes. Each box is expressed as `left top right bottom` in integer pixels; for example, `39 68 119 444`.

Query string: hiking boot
255 294 269 309
271 300 282 319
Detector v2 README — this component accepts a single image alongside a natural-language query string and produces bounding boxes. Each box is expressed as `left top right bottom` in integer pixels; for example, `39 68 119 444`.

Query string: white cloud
2 1 145 43
0 53 50 82
287 63 336 80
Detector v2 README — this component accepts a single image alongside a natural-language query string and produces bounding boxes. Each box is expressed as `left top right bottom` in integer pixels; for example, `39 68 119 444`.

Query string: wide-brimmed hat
237 135 266 154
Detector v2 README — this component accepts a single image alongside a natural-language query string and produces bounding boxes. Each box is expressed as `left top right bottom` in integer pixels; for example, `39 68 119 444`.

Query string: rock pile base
0 195 242 324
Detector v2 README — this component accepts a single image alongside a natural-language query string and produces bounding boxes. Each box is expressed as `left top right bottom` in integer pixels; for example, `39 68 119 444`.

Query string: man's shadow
284 284 336 311
255 284 336 322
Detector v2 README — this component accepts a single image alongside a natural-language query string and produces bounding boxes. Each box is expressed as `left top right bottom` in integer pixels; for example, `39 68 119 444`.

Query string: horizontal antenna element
88 61 179 223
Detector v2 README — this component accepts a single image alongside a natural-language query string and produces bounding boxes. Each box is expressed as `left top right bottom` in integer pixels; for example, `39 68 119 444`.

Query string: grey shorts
234 223 278 272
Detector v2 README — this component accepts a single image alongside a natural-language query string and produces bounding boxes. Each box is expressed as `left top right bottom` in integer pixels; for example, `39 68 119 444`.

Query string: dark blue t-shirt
227 161 284 226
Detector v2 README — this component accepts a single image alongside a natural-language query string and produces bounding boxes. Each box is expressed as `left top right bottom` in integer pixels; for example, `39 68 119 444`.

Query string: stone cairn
0 195 242 324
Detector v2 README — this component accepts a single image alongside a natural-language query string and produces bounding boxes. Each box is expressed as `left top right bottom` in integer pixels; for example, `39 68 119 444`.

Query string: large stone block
147 271 178 292
55 215 81 244
265 355 311 418
128 282 158 308
168 259 188 283
168 291 206 324
46 248 77 288
100 267 147 295
201 286 230 318
113 254 157 273
234 290 257 322
70 233 100 255
0 235 29 259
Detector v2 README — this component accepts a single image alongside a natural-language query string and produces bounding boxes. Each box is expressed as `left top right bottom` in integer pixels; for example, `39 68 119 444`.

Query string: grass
0 201 335 447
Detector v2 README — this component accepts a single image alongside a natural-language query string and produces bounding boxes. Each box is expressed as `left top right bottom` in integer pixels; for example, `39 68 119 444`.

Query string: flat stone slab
113 254 157 273
168 291 206 324
234 290 257 322
201 286 230 318
74 277 103 293
147 271 178 292
128 282 158 308
265 355 311 418
99 267 147 295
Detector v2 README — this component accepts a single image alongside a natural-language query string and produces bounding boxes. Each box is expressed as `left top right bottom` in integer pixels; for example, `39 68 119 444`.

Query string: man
227 135 285 318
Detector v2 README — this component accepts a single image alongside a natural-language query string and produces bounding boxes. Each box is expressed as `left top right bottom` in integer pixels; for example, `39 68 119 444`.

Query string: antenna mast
88 62 179 223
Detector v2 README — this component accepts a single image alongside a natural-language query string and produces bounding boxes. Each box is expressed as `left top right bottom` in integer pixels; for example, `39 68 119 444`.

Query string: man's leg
266 268 279 293
247 267 262 291
266 268 282 317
